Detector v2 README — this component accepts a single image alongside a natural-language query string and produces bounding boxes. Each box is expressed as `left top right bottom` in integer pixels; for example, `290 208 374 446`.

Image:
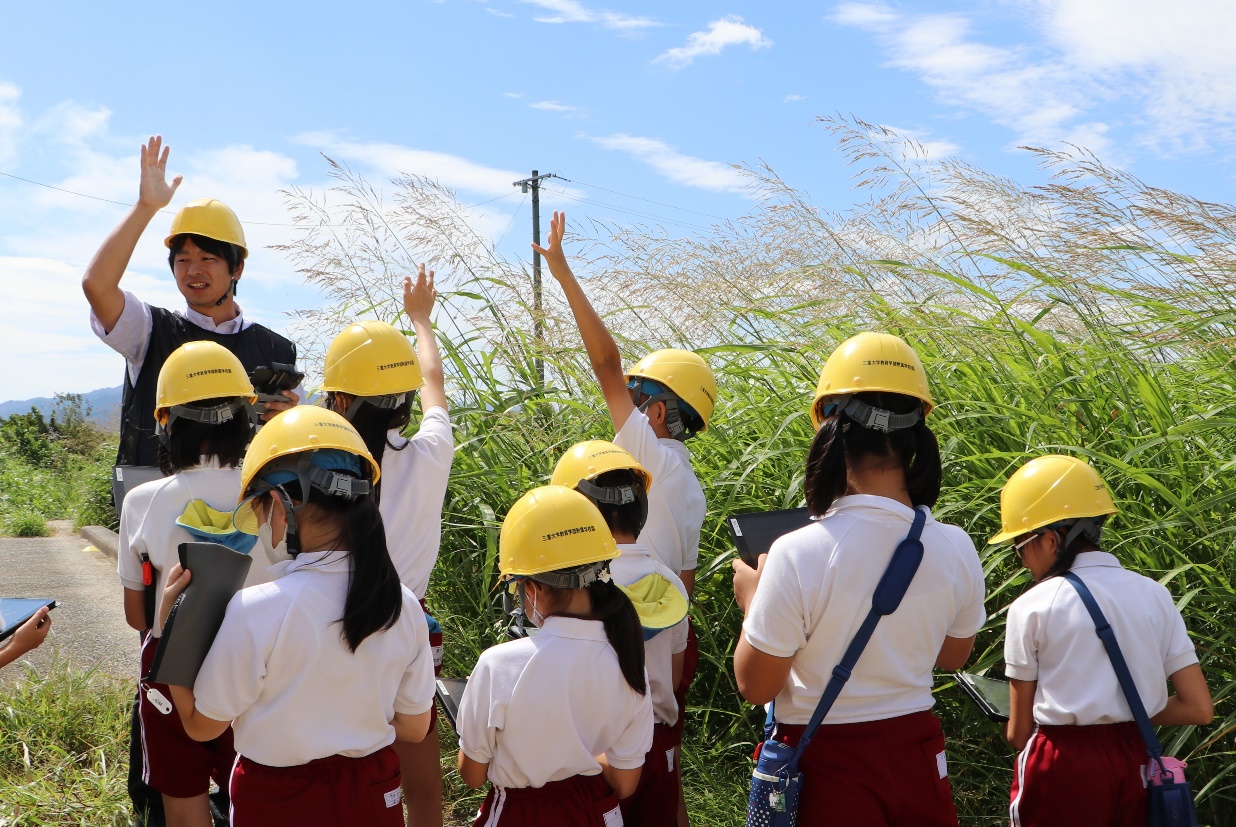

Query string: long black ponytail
289 481 403 652
553 579 647 695
804 390 941 518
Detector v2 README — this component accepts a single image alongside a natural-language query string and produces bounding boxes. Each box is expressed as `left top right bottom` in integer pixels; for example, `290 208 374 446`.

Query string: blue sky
3 0 1236 399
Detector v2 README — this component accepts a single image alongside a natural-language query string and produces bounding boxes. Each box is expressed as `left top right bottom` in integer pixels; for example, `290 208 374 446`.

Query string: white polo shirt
1004 552 1197 726
613 543 690 726
118 463 272 638
456 615 654 789
613 408 705 574
743 495 986 725
194 550 435 767
376 408 453 599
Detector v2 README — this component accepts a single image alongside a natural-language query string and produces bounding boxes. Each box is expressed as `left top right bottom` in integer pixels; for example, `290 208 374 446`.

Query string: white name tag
603 805 623 827
666 748 676 772
146 687 172 715
936 750 948 779
384 787 402 808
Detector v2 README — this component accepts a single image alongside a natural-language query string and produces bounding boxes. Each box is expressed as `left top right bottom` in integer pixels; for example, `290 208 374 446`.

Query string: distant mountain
0 386 123 431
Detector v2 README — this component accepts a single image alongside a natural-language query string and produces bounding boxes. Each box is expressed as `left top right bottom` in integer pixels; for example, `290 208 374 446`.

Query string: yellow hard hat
627 348 717 431
499 485 619 579
234 407 380 533
165 198 248 258
989 454 1117 544
550 440 652 492
320 321 424 399
811 332 933 429
154 341 257 425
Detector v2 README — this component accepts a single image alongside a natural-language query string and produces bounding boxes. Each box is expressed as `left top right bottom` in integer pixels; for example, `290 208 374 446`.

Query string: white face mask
525 584 546 628
256 502 291 566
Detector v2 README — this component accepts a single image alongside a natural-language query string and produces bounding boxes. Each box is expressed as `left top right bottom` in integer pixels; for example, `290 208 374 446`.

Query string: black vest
116 306 297 467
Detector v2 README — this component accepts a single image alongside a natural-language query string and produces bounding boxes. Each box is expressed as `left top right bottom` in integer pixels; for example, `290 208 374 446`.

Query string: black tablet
435 677 468 732
955 672 1011 722
727 507 814 568
111 465 165 521
0 598 57 641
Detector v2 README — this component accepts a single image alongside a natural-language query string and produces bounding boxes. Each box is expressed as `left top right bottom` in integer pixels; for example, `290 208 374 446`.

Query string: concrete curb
81 525 119 561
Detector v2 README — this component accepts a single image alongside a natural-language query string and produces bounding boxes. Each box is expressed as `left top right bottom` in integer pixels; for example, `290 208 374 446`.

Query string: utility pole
513 170 560 389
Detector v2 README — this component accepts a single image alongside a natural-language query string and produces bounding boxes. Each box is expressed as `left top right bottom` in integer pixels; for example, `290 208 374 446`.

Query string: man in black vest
82 135 300 827
84 135 300 469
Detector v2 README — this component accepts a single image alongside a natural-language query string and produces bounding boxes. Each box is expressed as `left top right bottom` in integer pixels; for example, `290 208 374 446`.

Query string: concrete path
0 522 138 683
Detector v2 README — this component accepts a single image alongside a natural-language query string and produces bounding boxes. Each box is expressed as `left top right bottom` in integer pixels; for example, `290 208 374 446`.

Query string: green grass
0 655 133 826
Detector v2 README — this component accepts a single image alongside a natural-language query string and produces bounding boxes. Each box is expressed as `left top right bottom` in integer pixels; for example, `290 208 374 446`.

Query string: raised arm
82 136 182 332
533 211 635 432
403 264 447 412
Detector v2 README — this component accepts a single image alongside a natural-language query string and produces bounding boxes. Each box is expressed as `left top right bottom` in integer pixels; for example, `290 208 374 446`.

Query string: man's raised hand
138 135 183 210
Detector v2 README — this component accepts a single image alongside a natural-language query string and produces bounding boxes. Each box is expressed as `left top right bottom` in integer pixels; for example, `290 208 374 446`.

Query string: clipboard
0 598 58 641
955 672 1011 722
726 507 814 568
435 677 468 732
147 542 253 688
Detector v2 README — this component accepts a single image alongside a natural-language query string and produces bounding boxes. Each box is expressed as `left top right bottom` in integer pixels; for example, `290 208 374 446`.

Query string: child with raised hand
536 211 715 824
455 485 654 826
993 455 1213 826
733 332 986 826
117 340 263 827
551 441 690 827
159 407 437 827
318 263 453 826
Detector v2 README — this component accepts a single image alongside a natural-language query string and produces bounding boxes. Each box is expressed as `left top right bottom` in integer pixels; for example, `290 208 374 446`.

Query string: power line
543 186 711 233
0 168 345 228
561 176 730 222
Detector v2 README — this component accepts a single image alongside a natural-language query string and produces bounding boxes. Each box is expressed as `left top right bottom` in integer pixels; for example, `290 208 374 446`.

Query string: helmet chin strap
214 277 237 307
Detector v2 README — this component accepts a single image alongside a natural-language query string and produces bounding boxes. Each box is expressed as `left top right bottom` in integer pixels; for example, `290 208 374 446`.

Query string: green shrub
5 510 48 537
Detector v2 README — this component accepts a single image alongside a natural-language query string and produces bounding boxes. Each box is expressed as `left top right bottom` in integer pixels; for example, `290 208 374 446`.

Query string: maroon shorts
770 710 958 827
229 745 403 827
138 633 236 798
472 774 622 827
619 721 679 827
1010 722 1147 827
669 618 699 745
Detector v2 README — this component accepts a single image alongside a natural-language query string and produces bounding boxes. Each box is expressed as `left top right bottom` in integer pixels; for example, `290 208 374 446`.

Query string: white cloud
294 132 523 198
1037 0 1236 151
831 4 1110 155
520 0 660 30
830 2 898 28
485 7 515 17
833 0 1236 157
585 133 746 193
503 92 524 98
879 124 960 160
530 100 583 114
653 16 772 68
783 93 806 103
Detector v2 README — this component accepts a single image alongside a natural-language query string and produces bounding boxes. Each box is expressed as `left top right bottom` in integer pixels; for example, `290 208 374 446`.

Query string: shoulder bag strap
1061 571 1163 759
785 506 928 767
